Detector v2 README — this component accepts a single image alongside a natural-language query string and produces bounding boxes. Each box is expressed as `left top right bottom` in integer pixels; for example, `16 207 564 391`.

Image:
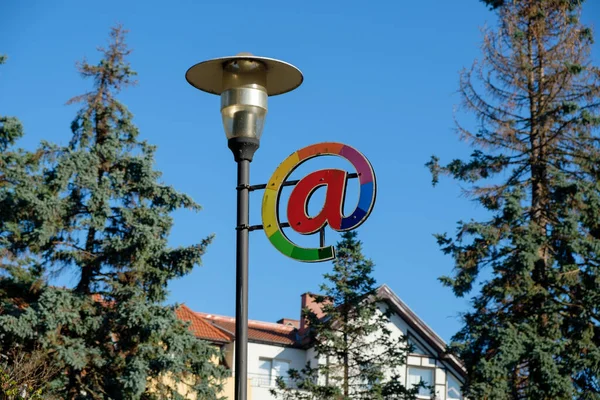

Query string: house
176 285 466 400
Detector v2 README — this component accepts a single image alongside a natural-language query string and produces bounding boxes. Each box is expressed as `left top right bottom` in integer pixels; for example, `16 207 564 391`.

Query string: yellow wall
221 377 253 400
148 346 253 399
150 374 252 400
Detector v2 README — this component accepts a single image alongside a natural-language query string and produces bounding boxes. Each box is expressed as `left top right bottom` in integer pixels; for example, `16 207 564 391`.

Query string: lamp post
186 53 303 400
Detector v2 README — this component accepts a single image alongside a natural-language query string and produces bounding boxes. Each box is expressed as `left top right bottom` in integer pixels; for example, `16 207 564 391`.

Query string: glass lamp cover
221 104 266 140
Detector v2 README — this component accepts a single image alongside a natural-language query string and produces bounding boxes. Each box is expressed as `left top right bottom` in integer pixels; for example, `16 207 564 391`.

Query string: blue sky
2 0 599 342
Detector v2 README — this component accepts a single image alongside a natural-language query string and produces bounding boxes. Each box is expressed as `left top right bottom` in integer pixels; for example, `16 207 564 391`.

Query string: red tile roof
197 312 299 347
176 305 232 343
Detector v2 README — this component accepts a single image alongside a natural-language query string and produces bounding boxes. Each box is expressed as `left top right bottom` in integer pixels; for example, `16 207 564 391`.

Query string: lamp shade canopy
185 53 303 96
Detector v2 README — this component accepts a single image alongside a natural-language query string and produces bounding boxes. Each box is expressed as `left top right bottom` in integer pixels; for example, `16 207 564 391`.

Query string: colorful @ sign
261 142 377 262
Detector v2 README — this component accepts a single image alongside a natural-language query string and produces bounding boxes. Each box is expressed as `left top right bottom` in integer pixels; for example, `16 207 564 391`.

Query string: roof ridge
196 311 297 331
377 285 447 346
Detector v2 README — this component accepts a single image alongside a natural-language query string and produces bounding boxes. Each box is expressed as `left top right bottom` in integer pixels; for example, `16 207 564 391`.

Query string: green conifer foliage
1 54 59 399
0 27 228 399
271 232 419 400
428 1 600 398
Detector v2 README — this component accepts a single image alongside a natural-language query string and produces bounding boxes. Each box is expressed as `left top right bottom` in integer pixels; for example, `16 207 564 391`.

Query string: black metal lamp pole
229 137 259 400
185 53 302 400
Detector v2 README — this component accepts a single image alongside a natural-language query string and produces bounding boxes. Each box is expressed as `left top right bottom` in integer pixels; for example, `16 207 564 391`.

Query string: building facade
176 285 465 400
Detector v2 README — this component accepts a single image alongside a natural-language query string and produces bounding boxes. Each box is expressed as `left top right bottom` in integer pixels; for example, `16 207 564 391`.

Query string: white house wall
229 301 465 400
246 341 307 400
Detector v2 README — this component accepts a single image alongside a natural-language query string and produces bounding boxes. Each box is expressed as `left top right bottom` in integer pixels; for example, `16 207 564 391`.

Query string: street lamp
186 53 303 400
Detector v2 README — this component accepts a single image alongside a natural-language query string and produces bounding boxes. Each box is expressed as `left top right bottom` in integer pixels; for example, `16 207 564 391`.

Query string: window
359 361 381 389
447 373 463 400
408 337 429 355
256 358 290 387
252 358 273 386
273 359 290 380
407 367 433 398
258 358 272 381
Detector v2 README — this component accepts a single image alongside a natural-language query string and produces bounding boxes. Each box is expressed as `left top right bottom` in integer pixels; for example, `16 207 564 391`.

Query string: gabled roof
175 305 232 344
197 312 299 347
376 285 466 377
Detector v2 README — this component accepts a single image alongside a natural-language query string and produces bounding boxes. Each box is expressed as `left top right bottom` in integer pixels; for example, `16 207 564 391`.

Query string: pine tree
271 232 419 400
427 1 600 398
0 28 228 399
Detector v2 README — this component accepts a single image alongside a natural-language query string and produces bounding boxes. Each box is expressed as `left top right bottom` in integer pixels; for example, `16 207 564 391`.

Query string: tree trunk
75 100 108 294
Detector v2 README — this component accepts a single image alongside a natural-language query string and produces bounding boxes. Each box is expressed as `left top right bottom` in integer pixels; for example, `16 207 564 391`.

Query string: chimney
299 292 331 331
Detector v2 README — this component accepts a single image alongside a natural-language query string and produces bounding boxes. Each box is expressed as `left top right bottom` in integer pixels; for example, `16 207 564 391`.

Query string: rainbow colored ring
261 142 376 262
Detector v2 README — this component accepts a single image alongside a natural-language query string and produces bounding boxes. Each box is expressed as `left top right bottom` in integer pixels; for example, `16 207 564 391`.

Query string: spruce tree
0 28 228 399
428 1 600 398
271 231 419 400
1 54 59 399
